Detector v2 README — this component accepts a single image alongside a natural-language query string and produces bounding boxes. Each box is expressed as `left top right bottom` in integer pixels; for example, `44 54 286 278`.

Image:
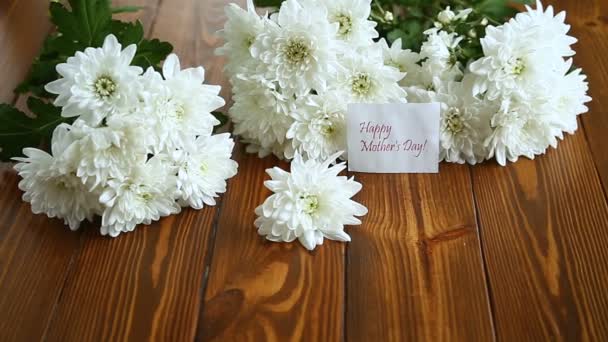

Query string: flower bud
437 7 456 24
384 11 394 22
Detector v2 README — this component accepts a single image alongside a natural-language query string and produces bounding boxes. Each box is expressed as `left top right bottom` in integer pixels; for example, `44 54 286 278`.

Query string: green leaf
132 39 173 69
67 0 112 46
0 100 70 161
110 20 144 46
111 5 144 14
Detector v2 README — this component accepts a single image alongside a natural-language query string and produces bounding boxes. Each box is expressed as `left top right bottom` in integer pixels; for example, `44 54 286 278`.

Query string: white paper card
347 103 440 173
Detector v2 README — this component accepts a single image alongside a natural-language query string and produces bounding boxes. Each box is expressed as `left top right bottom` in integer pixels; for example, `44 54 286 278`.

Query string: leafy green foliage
1 0 174 161
17 0 173 98
371 0 535 51
254 0 534 52
0 100 72 161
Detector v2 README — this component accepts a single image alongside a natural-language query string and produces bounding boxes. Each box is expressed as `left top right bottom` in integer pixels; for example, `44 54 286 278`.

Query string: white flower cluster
255 152 367 250
221 0 590 166
14 35 238 236
392 1 591 165
217 0 405 162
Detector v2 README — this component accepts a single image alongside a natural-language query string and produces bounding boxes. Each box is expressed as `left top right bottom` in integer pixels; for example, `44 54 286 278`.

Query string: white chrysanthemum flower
420 30 463 82
255 152 367 251
484 97 555 166
173 134 238 209
514 0 577 58
45 34 142 125
334 49 406 103
250 0 339 96
546 59 591 137
320 0 378 46
287 92 347 161
99 156 181 237
378 38 421 76
435 80 489 164
216 0 265 75
229 75 294 157
142 55 224 151
13 146 101 231
470 1 575 100
64 118 149 189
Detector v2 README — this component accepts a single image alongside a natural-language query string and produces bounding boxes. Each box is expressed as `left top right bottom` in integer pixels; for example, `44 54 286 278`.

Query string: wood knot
200 288 245 340
418 225 475 256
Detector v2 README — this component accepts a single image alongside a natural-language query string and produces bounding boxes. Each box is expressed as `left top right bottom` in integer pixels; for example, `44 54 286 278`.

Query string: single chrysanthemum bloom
469 1 575 100
99 156 181 237
435 80 489 164
13 146 101 231
64 117 150 189
45 34 143 125
420 30 464 82
514 0 577 59
378 38 421 79
321 0 378 46
287 92 347 161
546 59 591 137
143 54 225 151
334 49 406 103
255 152 367 251
250 0 339 96
173 134 238 209
484 97 555 166
216 0 266 75
229 74 295 157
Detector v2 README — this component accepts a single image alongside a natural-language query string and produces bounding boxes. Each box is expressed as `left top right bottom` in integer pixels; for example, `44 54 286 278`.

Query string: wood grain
346 165 494 341
2 0 608 341
199 147 345 341
0 0 51 103
469 2 608 340
472 133 608 341
0 170 83 341
0 2 77 341
40 0 226 340
560 0 608 197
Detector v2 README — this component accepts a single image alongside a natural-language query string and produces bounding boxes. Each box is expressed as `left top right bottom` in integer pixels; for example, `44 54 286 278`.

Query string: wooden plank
39 0 228 340
346 165 494 341
472 134 608 340
561 0 608 196
0 0 51 103
0 1 76 341
197 1 343 340
470 1 608 340
199 149 345 341
0 171 83 341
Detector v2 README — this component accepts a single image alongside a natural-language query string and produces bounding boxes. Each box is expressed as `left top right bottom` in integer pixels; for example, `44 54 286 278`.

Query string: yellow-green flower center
284 38 310 65
140 192 153 202
334 13 353 36
94 75 117 99
319 117 336 136
244 35 255 48
388 60 406 73
300 194 319 215
351 73 373 96
200 161 209 173
444 108 465 134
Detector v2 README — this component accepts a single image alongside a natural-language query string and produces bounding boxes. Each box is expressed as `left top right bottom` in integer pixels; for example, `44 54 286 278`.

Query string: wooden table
1 0 607 341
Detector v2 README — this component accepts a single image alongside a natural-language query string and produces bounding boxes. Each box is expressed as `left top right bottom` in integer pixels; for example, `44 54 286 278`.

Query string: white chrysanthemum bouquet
394 1 591 165
218 0 406 161
13 35 238 237
220 0 590 166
